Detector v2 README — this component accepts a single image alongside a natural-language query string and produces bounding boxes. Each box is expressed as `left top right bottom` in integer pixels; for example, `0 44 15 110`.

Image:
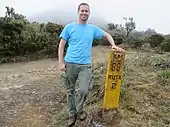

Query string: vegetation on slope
1 6 170 64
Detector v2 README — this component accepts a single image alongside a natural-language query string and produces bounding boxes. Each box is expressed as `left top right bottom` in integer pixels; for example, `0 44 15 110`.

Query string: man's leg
76 64 93 121
63 63 79 126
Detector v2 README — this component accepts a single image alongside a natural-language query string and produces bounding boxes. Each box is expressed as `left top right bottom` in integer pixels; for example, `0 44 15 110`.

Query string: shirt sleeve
59 24 70 41
93 26 105 40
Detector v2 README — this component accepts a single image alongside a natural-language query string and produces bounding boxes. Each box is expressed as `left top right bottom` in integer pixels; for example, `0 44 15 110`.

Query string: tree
123 17 136 38
0 6 67 58
160 39 170 52
107 17 136 44
5 6 25 20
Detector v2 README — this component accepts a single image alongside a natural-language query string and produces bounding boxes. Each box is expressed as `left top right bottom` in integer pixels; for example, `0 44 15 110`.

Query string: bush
158 70 170 79
92 40 100 46
160 39 170 52
128 37 149 49
130 39 144 48
0 13 64 57
97 35 123 46
149 34 165 48
164 34 170 40
140 43 151 52
113 35 123 45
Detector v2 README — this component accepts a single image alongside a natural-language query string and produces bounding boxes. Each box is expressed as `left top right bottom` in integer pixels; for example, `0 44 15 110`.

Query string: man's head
77 3 90 22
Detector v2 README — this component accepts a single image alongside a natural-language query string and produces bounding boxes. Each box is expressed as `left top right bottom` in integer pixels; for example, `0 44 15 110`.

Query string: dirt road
0 46 109 127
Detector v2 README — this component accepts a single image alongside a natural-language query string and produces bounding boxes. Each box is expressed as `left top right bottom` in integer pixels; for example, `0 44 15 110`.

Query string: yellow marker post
102 49 125 109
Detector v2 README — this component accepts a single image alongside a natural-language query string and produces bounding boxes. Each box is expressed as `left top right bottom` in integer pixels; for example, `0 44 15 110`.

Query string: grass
158 70 170 79
54 47 170 126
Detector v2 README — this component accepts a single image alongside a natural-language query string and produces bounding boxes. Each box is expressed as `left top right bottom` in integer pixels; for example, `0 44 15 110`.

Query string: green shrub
149 34 165 48
164 34 170 40
158 70 170 79
0 12 64 57
96 35 123 46
113 35 123 45
160 39 170 52
128 37 147 48
92 39 100 46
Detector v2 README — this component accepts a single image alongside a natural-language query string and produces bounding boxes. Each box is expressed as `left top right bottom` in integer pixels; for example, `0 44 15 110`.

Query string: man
58 2 124 127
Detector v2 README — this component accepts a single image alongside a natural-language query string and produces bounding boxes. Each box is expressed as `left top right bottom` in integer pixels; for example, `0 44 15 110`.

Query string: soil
0 46 109 127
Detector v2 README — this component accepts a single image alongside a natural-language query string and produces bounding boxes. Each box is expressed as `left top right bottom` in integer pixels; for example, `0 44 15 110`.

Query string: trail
0 46 109 127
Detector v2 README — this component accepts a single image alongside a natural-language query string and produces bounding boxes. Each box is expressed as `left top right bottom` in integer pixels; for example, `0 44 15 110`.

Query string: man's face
78 5 90 21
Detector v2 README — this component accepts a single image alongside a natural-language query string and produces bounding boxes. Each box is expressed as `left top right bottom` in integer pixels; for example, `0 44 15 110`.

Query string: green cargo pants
61 62 93 117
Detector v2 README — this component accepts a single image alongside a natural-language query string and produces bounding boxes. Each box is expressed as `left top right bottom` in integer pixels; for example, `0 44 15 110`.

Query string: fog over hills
27 9 108 27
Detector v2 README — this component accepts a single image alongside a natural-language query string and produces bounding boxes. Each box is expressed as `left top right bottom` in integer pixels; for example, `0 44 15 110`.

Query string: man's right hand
59 63 66 72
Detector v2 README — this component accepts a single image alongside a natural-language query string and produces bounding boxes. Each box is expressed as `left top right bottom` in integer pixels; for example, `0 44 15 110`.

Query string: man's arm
58 24 70 71
103 31 124 52
58 38 66 71
93 26 124 51
103 32 116 47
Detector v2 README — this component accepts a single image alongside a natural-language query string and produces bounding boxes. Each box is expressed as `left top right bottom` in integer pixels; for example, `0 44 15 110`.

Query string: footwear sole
78 112 87 121
67 115 77 127
67 122 76 127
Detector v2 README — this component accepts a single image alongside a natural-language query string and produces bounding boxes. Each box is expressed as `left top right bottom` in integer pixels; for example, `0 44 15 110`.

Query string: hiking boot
77 111 87 121
67 115 77 127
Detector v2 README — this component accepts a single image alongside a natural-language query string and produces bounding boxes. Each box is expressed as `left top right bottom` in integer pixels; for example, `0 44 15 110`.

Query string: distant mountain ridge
27 9 108 27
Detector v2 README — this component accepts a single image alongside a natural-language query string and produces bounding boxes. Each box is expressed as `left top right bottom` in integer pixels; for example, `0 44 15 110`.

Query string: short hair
77 3 90 11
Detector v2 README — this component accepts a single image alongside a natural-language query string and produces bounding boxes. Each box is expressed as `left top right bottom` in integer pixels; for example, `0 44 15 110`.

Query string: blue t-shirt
59 22 105 64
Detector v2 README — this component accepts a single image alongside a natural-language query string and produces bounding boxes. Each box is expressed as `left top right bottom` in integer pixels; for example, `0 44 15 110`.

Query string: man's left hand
111 45 125 52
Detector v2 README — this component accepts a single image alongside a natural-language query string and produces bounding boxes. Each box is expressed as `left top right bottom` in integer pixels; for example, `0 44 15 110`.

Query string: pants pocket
61 72 69 88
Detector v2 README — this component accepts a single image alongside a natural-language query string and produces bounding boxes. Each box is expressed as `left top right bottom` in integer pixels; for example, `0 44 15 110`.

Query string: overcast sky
0 0 169 34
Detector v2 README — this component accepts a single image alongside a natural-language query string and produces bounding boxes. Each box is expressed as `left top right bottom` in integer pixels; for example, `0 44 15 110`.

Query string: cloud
0 0 169 34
